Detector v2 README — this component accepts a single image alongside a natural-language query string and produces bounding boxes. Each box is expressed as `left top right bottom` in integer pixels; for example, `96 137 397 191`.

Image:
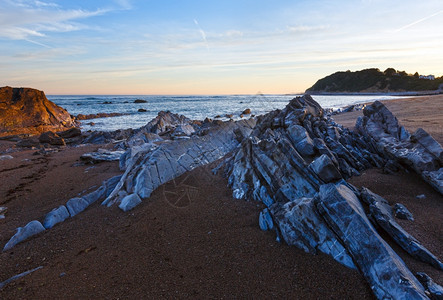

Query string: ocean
48 94 403 132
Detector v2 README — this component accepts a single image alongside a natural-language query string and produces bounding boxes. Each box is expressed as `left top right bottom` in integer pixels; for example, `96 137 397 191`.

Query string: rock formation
3 95 442 299
0 86 77 137
356 101 443 195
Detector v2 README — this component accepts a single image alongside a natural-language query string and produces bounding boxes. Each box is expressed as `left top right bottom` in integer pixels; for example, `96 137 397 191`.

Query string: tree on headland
384 68 397 76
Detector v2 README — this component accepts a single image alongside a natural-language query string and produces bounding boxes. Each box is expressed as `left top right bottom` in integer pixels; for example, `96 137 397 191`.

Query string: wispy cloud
193 19 209 51
0 0 108 44
287 25 329 34
394 9 443 33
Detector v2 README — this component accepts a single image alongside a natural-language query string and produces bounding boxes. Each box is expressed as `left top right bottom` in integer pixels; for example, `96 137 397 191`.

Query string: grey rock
39 131 65 146
309 154 342 183
416 272 443 300
416 194 427 200
361 187 443 270
316 183 428 299
3 220 45 251
271 197 356 269
118 193 142 212
43 205 70 229
66 197 89 217
80 149 125 163
0 155 13 160
287 124 315 156
82 185 106 205
258 208 274 231
357 101 443 195
412 128 443 163
394 203 414 221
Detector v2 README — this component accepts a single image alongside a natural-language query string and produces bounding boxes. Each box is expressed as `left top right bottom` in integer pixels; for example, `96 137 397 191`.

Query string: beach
1 95 442 299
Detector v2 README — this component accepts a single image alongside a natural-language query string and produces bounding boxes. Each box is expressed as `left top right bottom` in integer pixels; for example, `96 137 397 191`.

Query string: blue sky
1 0 442 94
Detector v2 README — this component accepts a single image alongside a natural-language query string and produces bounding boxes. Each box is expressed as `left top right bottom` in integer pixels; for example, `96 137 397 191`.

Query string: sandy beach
1 95 442 299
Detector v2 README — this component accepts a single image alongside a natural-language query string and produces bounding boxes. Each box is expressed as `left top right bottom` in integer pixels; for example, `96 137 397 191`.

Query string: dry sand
1 94 442 299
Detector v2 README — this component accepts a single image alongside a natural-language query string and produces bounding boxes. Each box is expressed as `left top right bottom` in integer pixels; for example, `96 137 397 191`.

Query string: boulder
3 220 45 251
39 131 66 146
118 193 142 211
43 205 70 229
271 197 355 269
412 128 443 163
16 137 40 148
134 99 147 103
316 183 428 299
287 124 315 156
242 108 251 115
58 127 81 139
309 154 342 183
66 197 89 217
416 272 443 300
80 149 125 163
393 203 414 221
0 86 77 137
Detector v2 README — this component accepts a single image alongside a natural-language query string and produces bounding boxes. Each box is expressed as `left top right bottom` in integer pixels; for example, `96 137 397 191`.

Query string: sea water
48 94 402 132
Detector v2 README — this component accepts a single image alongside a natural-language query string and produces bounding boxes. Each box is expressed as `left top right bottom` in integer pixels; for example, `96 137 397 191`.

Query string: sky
0 0 442 95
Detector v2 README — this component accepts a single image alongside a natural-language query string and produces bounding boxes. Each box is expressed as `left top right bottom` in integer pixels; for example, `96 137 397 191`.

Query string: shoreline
307 90 443 97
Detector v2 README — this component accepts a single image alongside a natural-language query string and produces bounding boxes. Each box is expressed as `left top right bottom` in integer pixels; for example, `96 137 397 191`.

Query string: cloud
287 25 329 34
0 0 107 43
193 19 209 51
114 0 132 10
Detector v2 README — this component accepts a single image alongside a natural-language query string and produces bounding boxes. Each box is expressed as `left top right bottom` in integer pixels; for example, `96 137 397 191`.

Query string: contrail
394 9 443 33
193 19 209 51
25 39 52 48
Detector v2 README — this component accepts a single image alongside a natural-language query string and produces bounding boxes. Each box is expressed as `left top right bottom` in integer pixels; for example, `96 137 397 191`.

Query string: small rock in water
416 194 426 200
393 203 414 221
134 99 147 103
138 108 147 112
242 108 251 115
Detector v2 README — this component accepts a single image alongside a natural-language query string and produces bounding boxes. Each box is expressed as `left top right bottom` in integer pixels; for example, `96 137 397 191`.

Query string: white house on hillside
419 75 435 80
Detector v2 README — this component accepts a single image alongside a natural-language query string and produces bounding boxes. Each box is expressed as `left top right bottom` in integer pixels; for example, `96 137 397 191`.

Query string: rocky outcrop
75 112 127 120
0 86 77 137
223 95 440 299
102 118 256 209
356 101 443 194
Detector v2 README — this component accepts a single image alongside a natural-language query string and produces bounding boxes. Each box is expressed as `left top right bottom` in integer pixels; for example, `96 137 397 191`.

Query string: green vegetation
306 68 443 93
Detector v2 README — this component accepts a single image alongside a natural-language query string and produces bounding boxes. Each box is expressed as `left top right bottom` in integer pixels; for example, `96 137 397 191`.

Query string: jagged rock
58 127 81 139
356 101 443 194
102 119 256 210
258 208 274 231
361 187 443 270
66 197 89 217
39 131 66 146
80 149 125 163
0 86 77 137
271 197 356 269
316 183 428 299
82 185 106 205
412 128 443 163
16 137 40 148
76 112 127 120
43 205 70 229
287 124 315 156
119 193 142 212
394 203 414 221
171 124 195 137
3 220 45 251
309 154 342 183
416 273 443 300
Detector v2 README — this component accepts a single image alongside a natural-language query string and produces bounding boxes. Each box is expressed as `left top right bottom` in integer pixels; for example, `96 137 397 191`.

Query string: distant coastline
306 90 443 97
